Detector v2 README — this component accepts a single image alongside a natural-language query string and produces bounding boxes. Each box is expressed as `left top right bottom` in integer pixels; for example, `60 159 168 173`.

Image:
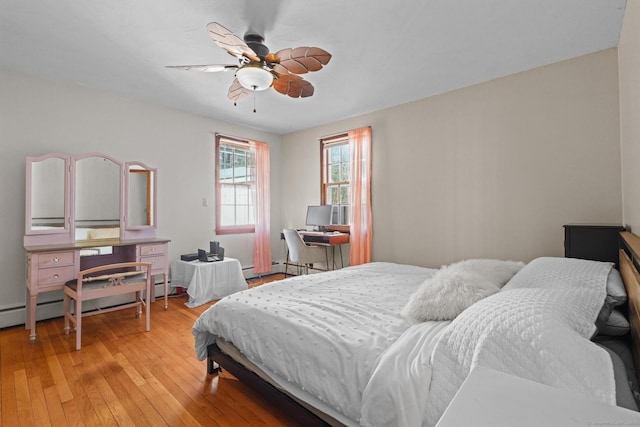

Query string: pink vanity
23 152 170 342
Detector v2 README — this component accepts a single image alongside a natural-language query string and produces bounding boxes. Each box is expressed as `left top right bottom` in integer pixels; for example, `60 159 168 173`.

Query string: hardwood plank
40 321 93 427
73 359 119 427
43 386 71 427
113 352 146 387
14 369 36 426
152 364 223 426
142 375 203 427
60 400 87 427
40 322 74 402
80 341 138 426
39 322 73 402
1 330 20 426
28 375 52 427
21 324 53 388
103 360 167 427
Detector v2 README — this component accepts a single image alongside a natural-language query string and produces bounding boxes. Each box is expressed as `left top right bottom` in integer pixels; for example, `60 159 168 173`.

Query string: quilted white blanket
423 257 614 426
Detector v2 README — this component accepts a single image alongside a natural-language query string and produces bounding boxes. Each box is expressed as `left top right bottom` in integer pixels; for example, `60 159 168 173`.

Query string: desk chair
283 229 328 276
63 262 152 350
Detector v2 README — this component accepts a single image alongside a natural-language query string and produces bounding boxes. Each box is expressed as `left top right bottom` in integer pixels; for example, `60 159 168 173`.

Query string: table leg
163 272 168 310
331 246 336 270
325 247 329 270
284 248 291 276
26 291 37 342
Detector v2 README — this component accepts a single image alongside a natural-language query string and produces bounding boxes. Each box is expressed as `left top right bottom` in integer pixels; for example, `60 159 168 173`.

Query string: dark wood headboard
618 231 640 385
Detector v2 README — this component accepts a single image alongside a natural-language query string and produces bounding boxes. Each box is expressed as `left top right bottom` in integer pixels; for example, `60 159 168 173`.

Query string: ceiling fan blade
274 47 332 74
273 74 314 98
165 64 238 72
207 22 259 61
227 79 252 102
272 63 290 76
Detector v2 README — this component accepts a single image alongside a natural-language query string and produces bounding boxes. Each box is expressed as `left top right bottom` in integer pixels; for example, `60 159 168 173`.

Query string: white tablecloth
170 258 247 308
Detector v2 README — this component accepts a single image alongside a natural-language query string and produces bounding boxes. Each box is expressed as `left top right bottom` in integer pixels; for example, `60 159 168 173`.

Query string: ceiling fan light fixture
236 65 273 91
168 22 331 103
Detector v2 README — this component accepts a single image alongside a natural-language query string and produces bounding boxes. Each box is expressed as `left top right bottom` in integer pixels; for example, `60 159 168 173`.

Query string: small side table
436 365 639 427
170 258 247 307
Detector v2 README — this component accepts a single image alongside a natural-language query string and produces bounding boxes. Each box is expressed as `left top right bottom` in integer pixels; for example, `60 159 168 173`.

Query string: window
216 135 255 234
321 134 350 226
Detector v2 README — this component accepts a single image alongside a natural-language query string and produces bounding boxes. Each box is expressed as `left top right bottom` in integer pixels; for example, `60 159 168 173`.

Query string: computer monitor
305 205 333 231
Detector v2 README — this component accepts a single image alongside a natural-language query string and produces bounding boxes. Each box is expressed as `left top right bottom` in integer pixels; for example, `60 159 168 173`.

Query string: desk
300 231 349 269
299 231 350 246
25 237 170 342
281 231 350 270
436 365 640 427
170 258 247 308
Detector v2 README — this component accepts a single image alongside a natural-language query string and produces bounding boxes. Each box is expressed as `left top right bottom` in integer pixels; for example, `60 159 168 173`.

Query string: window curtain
251 141 272 274
349 127 372 265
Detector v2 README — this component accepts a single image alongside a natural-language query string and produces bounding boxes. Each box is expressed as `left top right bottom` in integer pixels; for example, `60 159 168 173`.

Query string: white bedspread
192 262 436 422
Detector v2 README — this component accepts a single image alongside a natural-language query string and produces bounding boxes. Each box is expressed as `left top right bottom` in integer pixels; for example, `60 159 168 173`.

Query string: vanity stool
63 261 152 350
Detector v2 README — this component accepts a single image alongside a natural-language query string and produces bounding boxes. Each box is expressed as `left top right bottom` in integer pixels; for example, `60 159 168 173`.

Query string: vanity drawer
139 243 166 257
140 254 167 274
37 251 75 268
37 265 75 288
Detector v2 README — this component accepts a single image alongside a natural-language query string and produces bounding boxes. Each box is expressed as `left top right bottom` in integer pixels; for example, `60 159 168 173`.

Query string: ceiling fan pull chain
252 86 257 113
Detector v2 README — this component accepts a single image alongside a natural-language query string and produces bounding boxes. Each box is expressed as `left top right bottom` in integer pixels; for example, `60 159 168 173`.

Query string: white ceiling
0 0 627 135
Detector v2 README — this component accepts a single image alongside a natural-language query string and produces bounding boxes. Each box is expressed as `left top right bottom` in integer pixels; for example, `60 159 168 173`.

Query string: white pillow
448 259 526 288
401 259 524 323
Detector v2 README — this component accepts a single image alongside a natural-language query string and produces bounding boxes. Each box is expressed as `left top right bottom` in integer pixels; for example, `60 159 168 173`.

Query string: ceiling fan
167 22 332 107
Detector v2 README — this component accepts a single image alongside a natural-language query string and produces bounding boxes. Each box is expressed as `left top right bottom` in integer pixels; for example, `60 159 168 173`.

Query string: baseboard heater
242 261 285 280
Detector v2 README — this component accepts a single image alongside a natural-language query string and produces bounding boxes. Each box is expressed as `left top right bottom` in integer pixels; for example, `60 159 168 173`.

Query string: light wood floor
0 275 305 426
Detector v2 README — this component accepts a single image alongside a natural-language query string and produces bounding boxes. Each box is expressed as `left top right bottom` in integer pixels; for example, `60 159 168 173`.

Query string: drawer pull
53 274 59 279
53 257 60 262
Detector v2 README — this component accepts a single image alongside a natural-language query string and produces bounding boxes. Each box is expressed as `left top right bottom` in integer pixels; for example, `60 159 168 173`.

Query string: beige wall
282 49 622 268
0 68 282 326
620 0 640 231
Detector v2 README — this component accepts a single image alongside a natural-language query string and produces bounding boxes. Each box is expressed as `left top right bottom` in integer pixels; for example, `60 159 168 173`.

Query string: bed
192 233 640 426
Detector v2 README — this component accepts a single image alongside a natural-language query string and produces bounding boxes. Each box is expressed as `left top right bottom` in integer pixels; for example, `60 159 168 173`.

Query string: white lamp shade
236 66 274 91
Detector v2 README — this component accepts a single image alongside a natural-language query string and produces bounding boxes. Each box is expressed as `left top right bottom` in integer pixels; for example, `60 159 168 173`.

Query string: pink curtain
251 141 272 273
349 127 372 265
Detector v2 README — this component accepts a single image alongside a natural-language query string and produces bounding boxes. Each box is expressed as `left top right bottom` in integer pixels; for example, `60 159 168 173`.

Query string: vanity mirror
73 153 122 241
24 152 159 245
25 153 70 236
125 162 156 229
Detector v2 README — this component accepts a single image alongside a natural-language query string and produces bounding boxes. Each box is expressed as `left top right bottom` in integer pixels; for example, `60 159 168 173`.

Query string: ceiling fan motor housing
244 34 269 59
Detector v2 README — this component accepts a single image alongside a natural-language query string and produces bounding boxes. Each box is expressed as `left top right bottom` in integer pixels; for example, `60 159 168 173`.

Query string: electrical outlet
202 197 208 207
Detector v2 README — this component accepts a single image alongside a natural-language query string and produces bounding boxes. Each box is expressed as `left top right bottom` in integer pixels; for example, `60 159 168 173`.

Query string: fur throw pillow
401 259 525 323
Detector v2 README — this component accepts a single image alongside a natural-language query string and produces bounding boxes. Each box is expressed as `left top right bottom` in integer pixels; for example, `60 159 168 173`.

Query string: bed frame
617 231 640 385
206 342 335 426
206 232 640 424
